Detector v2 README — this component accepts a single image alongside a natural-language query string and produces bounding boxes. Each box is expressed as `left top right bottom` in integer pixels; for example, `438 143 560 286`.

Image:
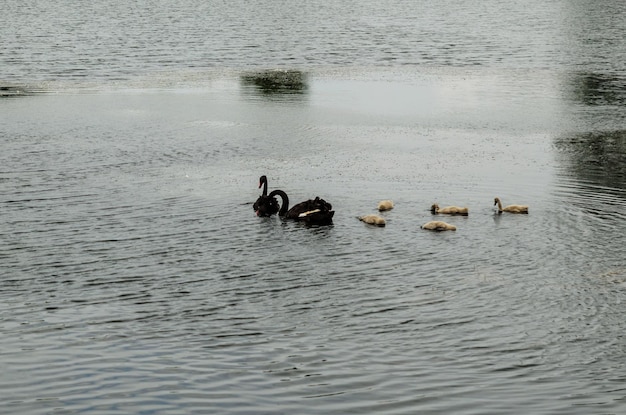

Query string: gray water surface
2 1 626 414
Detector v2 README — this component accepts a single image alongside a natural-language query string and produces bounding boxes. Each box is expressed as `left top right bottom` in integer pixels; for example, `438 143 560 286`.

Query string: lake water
1 1 625 414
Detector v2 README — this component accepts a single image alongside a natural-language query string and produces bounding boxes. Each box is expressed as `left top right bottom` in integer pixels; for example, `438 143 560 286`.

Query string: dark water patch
1 85 29 97
554 130 626 186
0 84 48 97
567 72 626 107
553 130 626 235
240 69 309 100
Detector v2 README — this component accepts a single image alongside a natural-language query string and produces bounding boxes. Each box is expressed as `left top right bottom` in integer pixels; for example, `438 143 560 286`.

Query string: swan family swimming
253 176 528 231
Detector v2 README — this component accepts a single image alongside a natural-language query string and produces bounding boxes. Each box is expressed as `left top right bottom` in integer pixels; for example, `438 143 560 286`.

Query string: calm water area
2 1 626 414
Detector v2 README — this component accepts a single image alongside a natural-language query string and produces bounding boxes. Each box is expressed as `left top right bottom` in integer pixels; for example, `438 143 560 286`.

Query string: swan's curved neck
269 189 289 216
495 198 503 211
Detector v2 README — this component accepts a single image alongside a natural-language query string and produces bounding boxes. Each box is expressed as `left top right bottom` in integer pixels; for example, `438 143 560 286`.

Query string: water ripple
2 2 626 410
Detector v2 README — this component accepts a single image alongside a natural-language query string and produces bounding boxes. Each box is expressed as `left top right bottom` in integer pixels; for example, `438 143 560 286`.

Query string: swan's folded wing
298 209 321 218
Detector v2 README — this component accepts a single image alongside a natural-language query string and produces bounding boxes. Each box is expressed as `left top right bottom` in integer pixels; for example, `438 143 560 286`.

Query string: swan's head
259 175 268 189
312 196 332 212
430 203 439 213
253 194 279 217
494 197 500 206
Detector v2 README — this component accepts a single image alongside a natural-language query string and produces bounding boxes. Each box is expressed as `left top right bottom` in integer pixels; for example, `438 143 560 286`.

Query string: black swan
267 189 334 226
253 175 280 217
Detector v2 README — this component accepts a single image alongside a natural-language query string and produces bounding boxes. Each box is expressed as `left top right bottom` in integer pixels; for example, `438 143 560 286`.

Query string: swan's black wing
286 197 334 225
298 209 334 226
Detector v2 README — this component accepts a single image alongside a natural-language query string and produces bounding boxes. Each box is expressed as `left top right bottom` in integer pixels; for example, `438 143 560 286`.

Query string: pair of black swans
253 175 335 226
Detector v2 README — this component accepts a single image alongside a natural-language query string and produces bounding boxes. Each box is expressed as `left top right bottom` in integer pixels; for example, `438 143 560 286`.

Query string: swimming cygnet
494 197 528 214
358 215 386 227
430 203 468 215
377 200 394 212
421 220 456 231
